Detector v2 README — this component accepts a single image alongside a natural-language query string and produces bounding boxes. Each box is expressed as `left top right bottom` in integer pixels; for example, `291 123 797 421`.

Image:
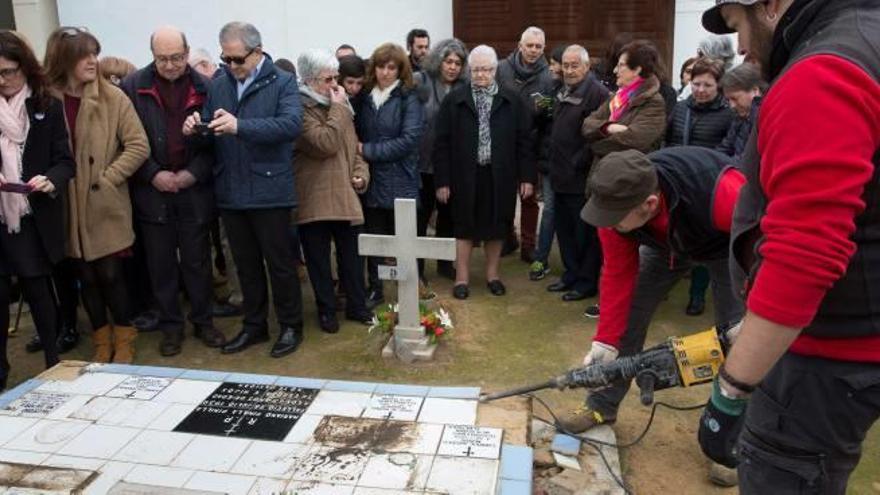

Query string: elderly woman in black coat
433 45 536 300
0 31 75 390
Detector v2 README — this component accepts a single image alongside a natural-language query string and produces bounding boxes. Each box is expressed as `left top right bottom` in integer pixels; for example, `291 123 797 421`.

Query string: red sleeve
748 55 880 328
712 167 746 233
594 227 641 347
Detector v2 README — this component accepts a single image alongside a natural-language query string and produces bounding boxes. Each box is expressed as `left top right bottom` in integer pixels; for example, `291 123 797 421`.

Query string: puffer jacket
355 84 424 209
665 93 735 149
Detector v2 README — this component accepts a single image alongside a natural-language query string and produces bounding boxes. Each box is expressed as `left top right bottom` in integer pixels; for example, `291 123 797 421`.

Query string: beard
746 7 778 81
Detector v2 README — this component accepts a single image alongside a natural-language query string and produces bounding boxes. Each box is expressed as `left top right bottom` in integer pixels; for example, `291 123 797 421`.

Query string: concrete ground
5 249 879 494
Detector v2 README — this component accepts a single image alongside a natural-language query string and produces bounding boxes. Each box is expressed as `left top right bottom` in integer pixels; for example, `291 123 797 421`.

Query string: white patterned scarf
472 81 498 166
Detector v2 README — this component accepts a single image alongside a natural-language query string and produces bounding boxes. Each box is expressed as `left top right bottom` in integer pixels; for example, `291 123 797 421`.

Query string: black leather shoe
319 314 340 334
487 280 506 296
345 312 374 325
546 281 570 292
56 326 79 354
270 326 303 358
365 290 385 310
686 298 706 316
212 301 244 318
562 289 596 302
452 284 469 300
25 334 43 353
194 326 227 348
221 329 269 354
132 310 159 332
159 330 184 357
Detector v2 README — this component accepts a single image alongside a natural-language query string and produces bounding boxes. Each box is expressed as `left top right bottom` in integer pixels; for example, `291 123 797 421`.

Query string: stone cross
358 198 456 362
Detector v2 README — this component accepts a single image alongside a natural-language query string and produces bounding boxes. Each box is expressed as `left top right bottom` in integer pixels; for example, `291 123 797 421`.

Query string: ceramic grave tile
425 456 499 495
56 424 140 459
290 446 370 486
311 416 432 453
112 430 194 465
0 416 38 444
285 481 355 494
169 435 252 472
230 439 309 478
123 464 195 488
96 399 170 428
41 455 106 471
37 373 129 396
437 424 504 459
151 379 221 405
145 403 198 431
305 390 372 417
105 376 172 400
362 394 424 421
417 398 478 425
173 382 319 441
356 452 432 491
68 397 123 422
247 476 289 495
4 419 91 454
0 392 76 418
184 471 255 495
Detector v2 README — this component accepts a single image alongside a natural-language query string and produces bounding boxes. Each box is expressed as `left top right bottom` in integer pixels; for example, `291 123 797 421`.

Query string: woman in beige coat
294 50 371 333
44 27 149 363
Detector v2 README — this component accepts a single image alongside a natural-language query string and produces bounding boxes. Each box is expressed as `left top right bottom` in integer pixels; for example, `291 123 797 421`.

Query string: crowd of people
0 0 878 491
0 19 765 390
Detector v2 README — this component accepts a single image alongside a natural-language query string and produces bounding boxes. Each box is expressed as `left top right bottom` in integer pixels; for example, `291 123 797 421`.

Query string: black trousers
738 352 880 494
417 173 453 278
554 193 601 294
124 206 154 316
221 208 303 333
299 221 367 317
52 258 79 330
0 276 59 375
140 191 214 333
364 207 395 295
78 255 132 329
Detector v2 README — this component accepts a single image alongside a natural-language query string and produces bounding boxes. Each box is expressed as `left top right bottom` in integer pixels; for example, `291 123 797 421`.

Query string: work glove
582 341 619 366
698 376 747 468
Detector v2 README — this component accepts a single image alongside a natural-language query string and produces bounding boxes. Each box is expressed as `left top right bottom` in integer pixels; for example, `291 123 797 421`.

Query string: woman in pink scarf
0 31 75 391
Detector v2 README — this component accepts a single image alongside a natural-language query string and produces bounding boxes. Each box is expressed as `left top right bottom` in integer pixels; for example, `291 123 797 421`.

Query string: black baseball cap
580 150 658 228
702 0 762 34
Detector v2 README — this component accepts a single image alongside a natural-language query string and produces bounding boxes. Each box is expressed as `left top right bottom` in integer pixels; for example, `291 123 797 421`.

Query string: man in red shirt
559 148 745 413
697 0 880 492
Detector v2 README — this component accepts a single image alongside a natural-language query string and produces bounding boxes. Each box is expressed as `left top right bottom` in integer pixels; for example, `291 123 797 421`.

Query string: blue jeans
533 175 555 264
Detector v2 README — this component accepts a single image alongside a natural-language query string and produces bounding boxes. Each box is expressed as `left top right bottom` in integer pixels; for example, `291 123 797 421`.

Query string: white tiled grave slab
105 376 172 400
0 367 531 495
437 424 504 459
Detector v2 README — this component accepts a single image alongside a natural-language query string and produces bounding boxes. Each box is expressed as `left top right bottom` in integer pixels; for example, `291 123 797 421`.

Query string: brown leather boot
91 325 114 363
112 325 137 364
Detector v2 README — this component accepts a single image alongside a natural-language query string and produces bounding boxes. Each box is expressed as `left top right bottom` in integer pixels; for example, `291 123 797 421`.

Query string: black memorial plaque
173 382 319 441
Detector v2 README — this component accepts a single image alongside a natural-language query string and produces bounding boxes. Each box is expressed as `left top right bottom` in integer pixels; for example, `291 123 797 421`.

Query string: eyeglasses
60 27 89 37
155 53 188 65
220 48 256 65
316 74 339 84
0 66 20 80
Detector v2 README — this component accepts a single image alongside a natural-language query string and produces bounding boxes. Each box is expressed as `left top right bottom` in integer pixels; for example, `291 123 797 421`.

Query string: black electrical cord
526 393 705 495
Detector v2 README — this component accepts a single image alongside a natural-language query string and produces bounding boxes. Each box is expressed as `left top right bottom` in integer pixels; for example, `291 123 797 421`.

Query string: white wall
672 0 738 88
56 0 453 68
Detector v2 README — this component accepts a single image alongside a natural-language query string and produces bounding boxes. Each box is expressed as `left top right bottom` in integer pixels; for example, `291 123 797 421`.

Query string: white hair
189 47 213 66
296 49 339 82
698 34 735 70
563 44 589 65
519 26 546 44
468 45 498 67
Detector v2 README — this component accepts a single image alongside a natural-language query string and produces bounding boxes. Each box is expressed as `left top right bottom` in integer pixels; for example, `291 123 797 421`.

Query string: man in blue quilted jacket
183 21 304 358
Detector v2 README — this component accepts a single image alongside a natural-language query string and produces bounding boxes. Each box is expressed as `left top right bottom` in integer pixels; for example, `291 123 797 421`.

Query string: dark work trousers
299 221 368 318
554 193 601 294
124 210 154 316
738 352 880 495
689 265 710 301
364 207 395 296
0 276 59 374
417 173 453 278
52 258 80 331
587 246 744 416
78 255 133 330
221 208 303 334
139 191 214 334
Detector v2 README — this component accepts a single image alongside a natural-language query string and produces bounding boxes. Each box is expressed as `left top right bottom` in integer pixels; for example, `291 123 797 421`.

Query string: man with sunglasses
183 21 304 358
122 27 225 358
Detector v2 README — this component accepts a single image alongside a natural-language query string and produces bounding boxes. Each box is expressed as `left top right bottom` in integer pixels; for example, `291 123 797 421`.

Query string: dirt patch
313 415 419 452
476 396 531 446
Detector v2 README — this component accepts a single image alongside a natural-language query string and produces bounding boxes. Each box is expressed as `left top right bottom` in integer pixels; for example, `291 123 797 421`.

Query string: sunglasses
220 47 256 65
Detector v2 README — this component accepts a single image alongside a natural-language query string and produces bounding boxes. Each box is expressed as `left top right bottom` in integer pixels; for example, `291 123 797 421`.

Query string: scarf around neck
370 79 400 110
299 85 355 117
472 81 499 165
0 84 32 233
609 76 645 122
